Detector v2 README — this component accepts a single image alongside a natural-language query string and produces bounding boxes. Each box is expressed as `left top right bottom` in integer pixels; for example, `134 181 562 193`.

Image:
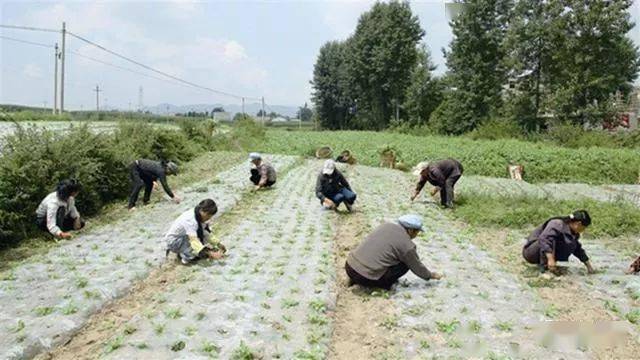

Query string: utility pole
93 85 101 112
53 43 59 115
261 96 265 124
138 86 144 112
60 22 66 113
241 97 245 116
395 99 399 123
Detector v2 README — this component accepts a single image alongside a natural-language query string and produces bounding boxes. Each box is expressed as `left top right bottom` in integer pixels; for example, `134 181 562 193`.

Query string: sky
0 0 638 110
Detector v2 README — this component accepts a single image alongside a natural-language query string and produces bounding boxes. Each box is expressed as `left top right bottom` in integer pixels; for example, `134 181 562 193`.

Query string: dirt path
45 160 335 359
0 155 298 360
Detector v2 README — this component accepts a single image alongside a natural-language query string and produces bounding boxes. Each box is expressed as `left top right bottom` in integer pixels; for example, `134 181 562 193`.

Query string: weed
165 308 183 319
61 302 78 315
171 340 186 352
231 341 258 360
33 306 54 317
104 335 124 354
436 319 460 334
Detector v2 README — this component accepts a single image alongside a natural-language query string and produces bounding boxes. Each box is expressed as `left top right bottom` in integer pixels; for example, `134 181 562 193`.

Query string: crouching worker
345 214 443 290
522 210 596 275
128 159 180 211
411 159 463 208
249 152 276 190
35 179 85 239
625 256 640 274
165 199 227 265
316 159 357 212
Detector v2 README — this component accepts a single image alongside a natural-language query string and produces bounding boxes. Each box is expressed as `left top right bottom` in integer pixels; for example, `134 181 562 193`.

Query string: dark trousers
345 261 409 290
440 174 461 208
36 207 85 234
328 188 357 206
250 169 275 187
522 241 550 272
128 164 154 208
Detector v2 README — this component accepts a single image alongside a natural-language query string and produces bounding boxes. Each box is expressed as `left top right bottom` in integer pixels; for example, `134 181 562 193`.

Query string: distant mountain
143 103 299 118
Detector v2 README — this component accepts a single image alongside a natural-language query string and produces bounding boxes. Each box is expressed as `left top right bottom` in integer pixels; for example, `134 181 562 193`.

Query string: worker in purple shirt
411 159 464 208
523 210 596 275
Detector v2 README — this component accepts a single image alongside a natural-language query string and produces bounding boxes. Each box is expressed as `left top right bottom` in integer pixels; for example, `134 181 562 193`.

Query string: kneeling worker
35 179 85 239
316 159 357 212
249 152 276 190
165 199 227 264
345 214 442 290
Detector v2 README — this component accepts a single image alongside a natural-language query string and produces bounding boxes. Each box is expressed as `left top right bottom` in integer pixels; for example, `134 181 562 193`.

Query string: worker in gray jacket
35 179 85 239
523 210 596 275
128 159 181 210
345 214 443 290
249 152 277 190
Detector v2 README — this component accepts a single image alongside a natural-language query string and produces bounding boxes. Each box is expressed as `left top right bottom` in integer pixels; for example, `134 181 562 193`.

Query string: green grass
258 129 640 184
436 319 460 334
453 195 640 238
231 341 259 360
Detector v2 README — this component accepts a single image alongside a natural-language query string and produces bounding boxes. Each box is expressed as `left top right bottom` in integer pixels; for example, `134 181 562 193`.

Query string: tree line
311 0 639 134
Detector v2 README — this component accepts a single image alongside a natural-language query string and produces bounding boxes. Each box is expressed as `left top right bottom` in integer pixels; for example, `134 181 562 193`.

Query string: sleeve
258 165 268 185
46 201 62 236
399 247 432 281
537 223 559 255
158 174 175 198
338 172 352 191
573 240 589 263
185 222 205 254
415 169 428 193
315 174 325 201
67 197 80 219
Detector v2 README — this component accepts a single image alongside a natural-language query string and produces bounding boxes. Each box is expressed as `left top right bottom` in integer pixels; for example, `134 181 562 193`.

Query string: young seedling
201 341 220 356
165 308 183 319
496 321 513 332
171 340 186 352
75 277 89 289
123 324 137 335
436 319 460 334
103 335 124 354
33 306 54 317
62 302 78 315
154 323 166 335
231 341 258 360
469 320 482 334
380 316 399 330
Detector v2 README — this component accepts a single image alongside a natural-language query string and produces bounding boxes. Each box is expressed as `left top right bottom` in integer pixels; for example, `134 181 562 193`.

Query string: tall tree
348 1 425 129
297 103 313 122
402 45 444 126
311 41 352 129
436 0 513 134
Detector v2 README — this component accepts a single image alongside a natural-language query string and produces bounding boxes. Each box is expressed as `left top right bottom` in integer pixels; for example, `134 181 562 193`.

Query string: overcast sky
1 0 638 110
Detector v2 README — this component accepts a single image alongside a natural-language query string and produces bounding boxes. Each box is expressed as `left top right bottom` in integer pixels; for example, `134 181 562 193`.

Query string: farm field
1 150 640 359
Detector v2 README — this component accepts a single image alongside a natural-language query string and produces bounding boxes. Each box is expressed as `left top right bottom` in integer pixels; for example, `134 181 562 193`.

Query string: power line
0 35 53 48
0 24 60 33
67 31 262 101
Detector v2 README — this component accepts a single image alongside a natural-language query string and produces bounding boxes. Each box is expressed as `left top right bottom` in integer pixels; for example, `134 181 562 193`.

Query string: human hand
208 250 225 260
430 272 443 280
153 181 159 190
323 198 335 209
173 195 181 204
128 206 136 212
59 232 72 239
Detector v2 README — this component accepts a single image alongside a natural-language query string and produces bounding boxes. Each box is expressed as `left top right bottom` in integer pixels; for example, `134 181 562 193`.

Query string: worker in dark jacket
128 159 181 210
35 179 85 239
522 210 596 275
626 256 640 274
346 214 443 290
411 159 464 208
315 159 356 212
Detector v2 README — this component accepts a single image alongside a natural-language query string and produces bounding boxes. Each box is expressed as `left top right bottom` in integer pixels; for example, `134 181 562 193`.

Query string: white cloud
223 40 248 62
22 63 42 78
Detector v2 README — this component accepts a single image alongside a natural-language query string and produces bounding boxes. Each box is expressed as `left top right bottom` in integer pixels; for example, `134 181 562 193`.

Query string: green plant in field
293 348 324 360
201 341 220 356
12 320 25 333
604 300 621 314
123 324 137 335
154 323 166 335
282 299 300 308
104 335 124 354
436 319 460 334
625 309 640 324
75 277 88 289
61 303 78 315
165 308 183 319
33 306 54 316
171 340 186 352
135 342 148 349
495 321 513 332
419 339 430 349
469 320 482 333
231 341 259 360
544 304 561 318
308 313 328 326
446 337 462 349
196 312 206 321
380 316 399 330
83 290 101 299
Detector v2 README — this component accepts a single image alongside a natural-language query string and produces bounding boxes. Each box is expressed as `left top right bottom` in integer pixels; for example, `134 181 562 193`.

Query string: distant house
271 116 288 123
212 112 232 122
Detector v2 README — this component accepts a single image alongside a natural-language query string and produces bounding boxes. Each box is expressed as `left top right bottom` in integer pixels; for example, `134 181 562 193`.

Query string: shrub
468 119 524 141
0 121 207 247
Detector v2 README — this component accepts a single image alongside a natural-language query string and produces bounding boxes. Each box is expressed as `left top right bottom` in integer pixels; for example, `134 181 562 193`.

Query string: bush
0 122 207 247
259 130 640 184
544 123 617 148
467 119 524 141
453 194 640 238
212 117 265 151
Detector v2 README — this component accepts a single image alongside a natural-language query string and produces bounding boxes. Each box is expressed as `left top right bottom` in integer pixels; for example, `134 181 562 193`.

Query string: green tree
347 1 425 129
402 45 444 126
438 0 513 134
311 40 353 129
297 103 314 122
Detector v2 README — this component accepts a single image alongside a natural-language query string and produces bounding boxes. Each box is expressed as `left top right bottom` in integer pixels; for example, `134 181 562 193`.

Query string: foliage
467 119 524 140
311 40 352 130
0 121 209 246
212 117 265 151
297 103 314 122
258 129 640 184
452 194 640 238
401 46 444 127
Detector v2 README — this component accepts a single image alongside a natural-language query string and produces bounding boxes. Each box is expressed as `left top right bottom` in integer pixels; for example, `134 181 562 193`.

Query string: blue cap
398 214 425 232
